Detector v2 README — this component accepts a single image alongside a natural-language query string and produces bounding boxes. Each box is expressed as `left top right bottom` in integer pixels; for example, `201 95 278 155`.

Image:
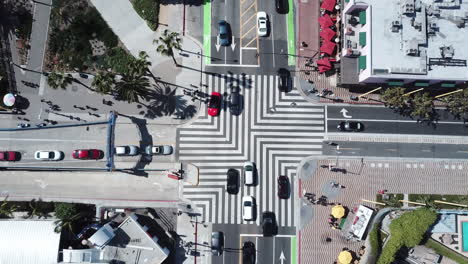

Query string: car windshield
220 33 227 39
244 201 252 206
49 152 55 159
245 165 252 171
209 96 219 107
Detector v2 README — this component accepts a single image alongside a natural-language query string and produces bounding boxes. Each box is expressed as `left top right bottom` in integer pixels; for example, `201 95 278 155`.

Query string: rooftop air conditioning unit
430 22 438 29
406 49 418 55
392 21 401 26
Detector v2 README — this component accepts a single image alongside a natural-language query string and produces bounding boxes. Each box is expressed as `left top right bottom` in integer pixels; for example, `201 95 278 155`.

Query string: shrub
54 203 77 220
377 208 437 264
132 0 160 31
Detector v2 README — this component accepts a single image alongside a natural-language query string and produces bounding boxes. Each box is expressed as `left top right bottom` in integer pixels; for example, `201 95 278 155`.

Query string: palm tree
25 199 51 219
114 74 150 103
92 71 115 94
0 197 18 218
53 212 84 234
416 195 438 209
410 92 434 120
154 29 182 66
128 51 152 77
47 72 73 90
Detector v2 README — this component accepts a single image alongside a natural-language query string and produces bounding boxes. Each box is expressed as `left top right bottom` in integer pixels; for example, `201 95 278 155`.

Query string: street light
335 145 341 166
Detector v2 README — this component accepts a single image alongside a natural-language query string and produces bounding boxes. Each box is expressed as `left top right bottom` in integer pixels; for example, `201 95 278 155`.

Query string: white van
243 161 255 186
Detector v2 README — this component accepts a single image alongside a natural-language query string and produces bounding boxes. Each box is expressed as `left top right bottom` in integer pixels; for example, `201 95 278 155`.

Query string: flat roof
363 0 468 80
0 220 61 264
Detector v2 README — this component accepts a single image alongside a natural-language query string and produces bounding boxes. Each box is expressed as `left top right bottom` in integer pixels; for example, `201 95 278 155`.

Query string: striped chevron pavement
176 73 325 227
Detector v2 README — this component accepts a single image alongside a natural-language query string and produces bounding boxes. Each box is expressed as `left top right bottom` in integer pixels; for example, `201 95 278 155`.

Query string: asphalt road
212 223 296 264
326 105 468 136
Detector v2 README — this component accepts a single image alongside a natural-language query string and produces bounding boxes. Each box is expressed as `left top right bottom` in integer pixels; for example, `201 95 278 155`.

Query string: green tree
54 202 77 219
410 92 434 120
25 199 52 219
154 29 182 66
416 195 439 209
114 74 150 103
128 51 152 77
53 212 84 234
443 89 468 118
0 197 18 219
381 87 408 109
47 72 73 90
92 71 115 94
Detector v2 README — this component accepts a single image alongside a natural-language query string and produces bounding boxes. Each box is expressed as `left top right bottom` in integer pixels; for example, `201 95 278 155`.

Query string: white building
340 0 468 87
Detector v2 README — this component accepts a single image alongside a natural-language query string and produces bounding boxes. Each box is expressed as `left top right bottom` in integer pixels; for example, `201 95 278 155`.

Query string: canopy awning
338 251 353 264
3 93 15 107
320 41 336 55
320 27 336 41
321 0 336 12
318 14 334 28
331 205 345 218
317 58 332 68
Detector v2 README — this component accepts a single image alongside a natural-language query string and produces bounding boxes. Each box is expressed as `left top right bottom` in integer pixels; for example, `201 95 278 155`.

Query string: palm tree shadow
143 83 195 119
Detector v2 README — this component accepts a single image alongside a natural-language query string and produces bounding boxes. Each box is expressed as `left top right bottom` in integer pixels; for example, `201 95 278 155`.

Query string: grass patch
425 238 468 264
102 47 138 73
376 193 404 208
408 194 468 209
131 0 160 31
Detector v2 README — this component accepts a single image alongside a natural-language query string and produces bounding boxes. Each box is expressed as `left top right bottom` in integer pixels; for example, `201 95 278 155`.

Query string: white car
242 196 255 221
115 145 139 156
243 161 255 186
145 145 173 155
257 12 268 37
34 150 63 161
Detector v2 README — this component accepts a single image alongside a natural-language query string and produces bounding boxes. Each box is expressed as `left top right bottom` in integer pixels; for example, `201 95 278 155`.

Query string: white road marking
271 14 275 67
327 117 464 125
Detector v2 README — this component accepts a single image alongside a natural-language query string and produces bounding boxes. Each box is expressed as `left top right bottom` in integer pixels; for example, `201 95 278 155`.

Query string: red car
0 151 19 161
208 92 222 116
72 149 104 160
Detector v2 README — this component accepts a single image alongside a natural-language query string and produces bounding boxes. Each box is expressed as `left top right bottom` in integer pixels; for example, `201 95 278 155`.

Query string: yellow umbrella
331 205 345 219
338 251 353 264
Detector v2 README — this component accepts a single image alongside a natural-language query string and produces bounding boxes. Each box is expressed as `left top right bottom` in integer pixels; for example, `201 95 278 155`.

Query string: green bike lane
202 0 296 66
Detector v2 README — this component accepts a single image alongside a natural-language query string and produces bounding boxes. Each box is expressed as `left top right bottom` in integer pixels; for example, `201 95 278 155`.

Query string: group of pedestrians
304 192 331 206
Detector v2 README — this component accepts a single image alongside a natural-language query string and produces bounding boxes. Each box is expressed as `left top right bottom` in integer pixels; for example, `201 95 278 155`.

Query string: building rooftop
345 0 468 82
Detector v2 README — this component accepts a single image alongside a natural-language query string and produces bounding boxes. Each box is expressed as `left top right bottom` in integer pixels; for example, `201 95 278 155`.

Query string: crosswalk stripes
176 73 325 227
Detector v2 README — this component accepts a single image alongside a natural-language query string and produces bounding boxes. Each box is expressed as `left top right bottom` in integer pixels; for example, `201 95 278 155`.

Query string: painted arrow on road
340 108 352 118
280 251 286 264
231 36 236 51
215 36 221 52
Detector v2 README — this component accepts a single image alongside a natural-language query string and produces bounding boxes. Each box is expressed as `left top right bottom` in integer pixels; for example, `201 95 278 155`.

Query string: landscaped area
130 0 161 31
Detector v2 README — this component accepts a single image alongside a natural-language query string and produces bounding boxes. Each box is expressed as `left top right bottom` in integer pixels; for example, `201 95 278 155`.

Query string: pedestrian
73 105 77 108
86 105 91 109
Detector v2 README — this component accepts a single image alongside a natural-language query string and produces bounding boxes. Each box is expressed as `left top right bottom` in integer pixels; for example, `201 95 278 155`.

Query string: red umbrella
318 14 334 28
319 65 331 73
320 41 336 55
320 28 336 41
321 0 336 12
316 58 332 68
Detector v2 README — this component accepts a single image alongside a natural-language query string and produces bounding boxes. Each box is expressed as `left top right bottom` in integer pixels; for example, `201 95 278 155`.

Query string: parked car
218 20 230 46
0 151 19 161
72 149 104 160
211 232 224 256
34 150 63 161
243 161 255 186
208 92 222 117
226 168 240 194
275 0 288 14
243 241 256 264
257 12 268 37
145 145 173 155
228 86 241 115
115 145 139 156
337 121 364 132
277 175 290 199
277 68 291 92
261 212 277 237
242 196 256 221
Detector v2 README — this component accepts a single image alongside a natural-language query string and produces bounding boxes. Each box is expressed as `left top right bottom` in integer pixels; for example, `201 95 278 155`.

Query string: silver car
145 145 173 155
115 145 139 156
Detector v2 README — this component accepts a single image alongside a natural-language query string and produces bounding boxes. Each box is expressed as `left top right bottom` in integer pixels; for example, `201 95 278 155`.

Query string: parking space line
241 2 256 17
243 37 257 48
241 13 256 27
241 47 258 50
241 26 256 39
240 234 296 237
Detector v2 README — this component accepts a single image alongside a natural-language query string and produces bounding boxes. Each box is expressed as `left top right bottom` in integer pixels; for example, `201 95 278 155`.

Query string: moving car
218 20 230 46
261 212 277 237
243 161 255 186
115 145 139 156
277 175 290 199
257 12 268 37
208 92 222 117
211 232 224 256
243 241 256 264
34 150 63 161
276 0 288 14
0 151 19 161
337 121 364 132
72 149 104 160
277 68 291 92
228 86 241 115
242 196 256 221
226 168 240 195
145 145 173 155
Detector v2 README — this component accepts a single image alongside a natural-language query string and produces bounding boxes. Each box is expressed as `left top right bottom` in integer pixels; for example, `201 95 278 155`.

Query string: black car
277 176 290 199
277 68 291 92
211 232 224 256
226 168 240 194
229 86 242 115
337 121 364 132
261 212 277 237
276 0 289 14
243 241 256 264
